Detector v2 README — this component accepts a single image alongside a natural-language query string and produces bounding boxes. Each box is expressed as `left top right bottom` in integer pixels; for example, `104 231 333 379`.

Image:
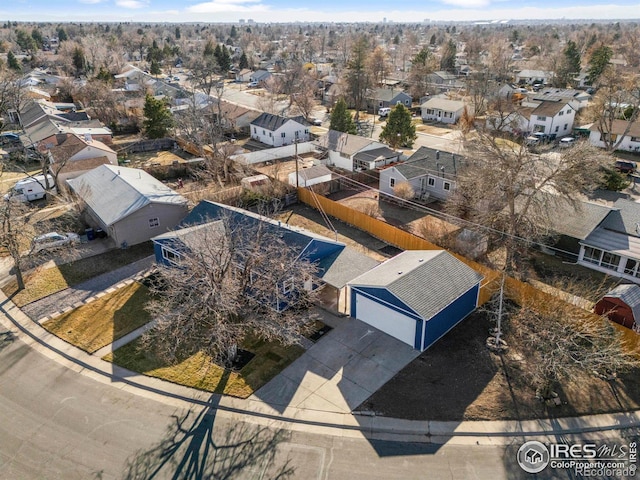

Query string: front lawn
104 334 304 398
41 282 151 353
39 272 306 397
3 242 154 306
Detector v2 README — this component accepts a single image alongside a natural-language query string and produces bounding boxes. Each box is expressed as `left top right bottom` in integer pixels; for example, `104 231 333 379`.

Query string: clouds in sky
187 0 269 13
115 0 150 8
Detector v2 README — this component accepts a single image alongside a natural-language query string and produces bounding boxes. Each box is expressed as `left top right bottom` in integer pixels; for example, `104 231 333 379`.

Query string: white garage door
354 293 418 348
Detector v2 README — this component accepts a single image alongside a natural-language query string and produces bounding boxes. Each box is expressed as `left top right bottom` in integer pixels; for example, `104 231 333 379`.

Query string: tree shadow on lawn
117 394 295 480
357 311 640 423
106 333 305 398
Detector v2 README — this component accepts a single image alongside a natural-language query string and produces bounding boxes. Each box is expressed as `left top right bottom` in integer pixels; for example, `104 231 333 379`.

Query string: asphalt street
2 327 639 479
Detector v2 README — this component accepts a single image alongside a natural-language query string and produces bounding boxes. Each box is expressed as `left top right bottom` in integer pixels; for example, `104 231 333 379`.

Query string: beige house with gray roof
67 165 189 247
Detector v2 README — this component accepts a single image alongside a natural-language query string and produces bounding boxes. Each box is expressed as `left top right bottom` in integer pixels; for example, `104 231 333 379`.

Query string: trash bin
95 228 106 238
85 228 95 241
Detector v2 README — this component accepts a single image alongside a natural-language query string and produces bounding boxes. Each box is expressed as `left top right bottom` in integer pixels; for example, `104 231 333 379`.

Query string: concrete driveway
253 309 420 414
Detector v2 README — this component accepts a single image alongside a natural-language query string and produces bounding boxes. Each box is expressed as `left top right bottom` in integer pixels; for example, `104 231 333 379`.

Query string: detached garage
348 250 483 351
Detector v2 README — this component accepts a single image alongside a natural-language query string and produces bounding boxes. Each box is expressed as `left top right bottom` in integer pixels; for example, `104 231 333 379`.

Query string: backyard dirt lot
356 309 640 421
287 198 640 421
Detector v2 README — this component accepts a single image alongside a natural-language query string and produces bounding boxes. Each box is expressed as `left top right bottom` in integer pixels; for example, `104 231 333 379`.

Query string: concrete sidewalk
2 287 640 445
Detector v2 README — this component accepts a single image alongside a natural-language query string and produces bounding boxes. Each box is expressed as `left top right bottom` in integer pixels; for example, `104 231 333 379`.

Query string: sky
2 0 640 24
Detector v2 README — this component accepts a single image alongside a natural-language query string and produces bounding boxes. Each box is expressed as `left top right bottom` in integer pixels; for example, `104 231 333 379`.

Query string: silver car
32 232 80 252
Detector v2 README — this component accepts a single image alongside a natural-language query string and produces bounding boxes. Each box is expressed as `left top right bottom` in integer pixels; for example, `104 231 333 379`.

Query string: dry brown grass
104 333 304 398
42 282 151 353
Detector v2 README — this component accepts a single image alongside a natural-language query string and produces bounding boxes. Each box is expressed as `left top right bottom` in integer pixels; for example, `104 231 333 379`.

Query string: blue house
348 250 483 351
152 201 378 312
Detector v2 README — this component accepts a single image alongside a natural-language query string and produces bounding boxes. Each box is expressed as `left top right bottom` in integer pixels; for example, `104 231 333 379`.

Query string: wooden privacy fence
297 188 499 304
297 187 640 354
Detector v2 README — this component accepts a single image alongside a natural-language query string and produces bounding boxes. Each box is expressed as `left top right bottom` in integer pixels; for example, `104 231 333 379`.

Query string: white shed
288 165 332 187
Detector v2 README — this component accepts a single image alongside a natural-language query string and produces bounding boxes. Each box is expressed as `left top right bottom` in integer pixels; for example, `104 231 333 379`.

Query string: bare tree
589 66 640 152
141 214 320 365
0 196 30 290
393 181 415 200
345 35 371 121
446 133 611 271
172 92 238 187
368 45 389 86
512 296 640 395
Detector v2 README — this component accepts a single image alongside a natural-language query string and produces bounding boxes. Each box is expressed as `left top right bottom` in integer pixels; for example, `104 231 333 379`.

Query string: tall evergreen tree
239 51 249 69
7 51 20 71
555 40 581 87
56 27 68 42
143 94 173 139
587 45 613 85
379 104 416 148
329 98 356 134
439 39 457 72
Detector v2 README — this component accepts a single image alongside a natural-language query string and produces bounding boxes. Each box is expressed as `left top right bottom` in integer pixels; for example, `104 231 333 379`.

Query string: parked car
378 107 391 117
615 160 637 174
311 118 323 126
31 232 80 252
247 81 259 88
0 132 20 145
559 137 576 148
525 135 540 146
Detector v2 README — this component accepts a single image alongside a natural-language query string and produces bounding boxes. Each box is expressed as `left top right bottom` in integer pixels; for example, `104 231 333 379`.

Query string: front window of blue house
162 246 181 265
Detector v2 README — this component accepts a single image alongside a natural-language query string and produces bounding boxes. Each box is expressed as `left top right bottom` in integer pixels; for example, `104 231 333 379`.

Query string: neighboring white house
250 113 310 147
515 69 553 85
379 147 464 201
235 68 253 82
578 199 640 284
485 106 532 135
527 100 576 137
589 120 640 152
288 164 332 187
421 98 466 124
314 130 401 171
67 165 189 247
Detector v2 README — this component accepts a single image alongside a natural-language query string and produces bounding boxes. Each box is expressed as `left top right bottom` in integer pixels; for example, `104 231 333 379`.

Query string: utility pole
295 131 299 188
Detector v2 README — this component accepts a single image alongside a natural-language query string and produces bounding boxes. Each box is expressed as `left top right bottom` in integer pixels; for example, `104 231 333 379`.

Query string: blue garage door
422 284 479 350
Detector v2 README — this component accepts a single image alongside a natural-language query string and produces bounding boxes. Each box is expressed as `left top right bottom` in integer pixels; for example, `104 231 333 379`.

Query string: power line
328 170 583 259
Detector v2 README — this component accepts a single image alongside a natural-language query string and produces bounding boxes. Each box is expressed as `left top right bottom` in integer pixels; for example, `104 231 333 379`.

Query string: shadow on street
118 396 295 480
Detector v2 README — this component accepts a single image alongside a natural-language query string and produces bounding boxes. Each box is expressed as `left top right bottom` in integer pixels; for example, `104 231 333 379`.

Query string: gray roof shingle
395 146 464 180
547 198 612 240
349 250 483 320
601 199 640 235
250 112 309 131
604 284 640 323
67 165 188 226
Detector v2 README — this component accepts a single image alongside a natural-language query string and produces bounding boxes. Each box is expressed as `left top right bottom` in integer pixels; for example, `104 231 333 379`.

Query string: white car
559 137 576 148
247 81 259 88
32 232 80 252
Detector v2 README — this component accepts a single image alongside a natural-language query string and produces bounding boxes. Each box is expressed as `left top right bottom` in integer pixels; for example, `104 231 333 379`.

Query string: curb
3 290 640 445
